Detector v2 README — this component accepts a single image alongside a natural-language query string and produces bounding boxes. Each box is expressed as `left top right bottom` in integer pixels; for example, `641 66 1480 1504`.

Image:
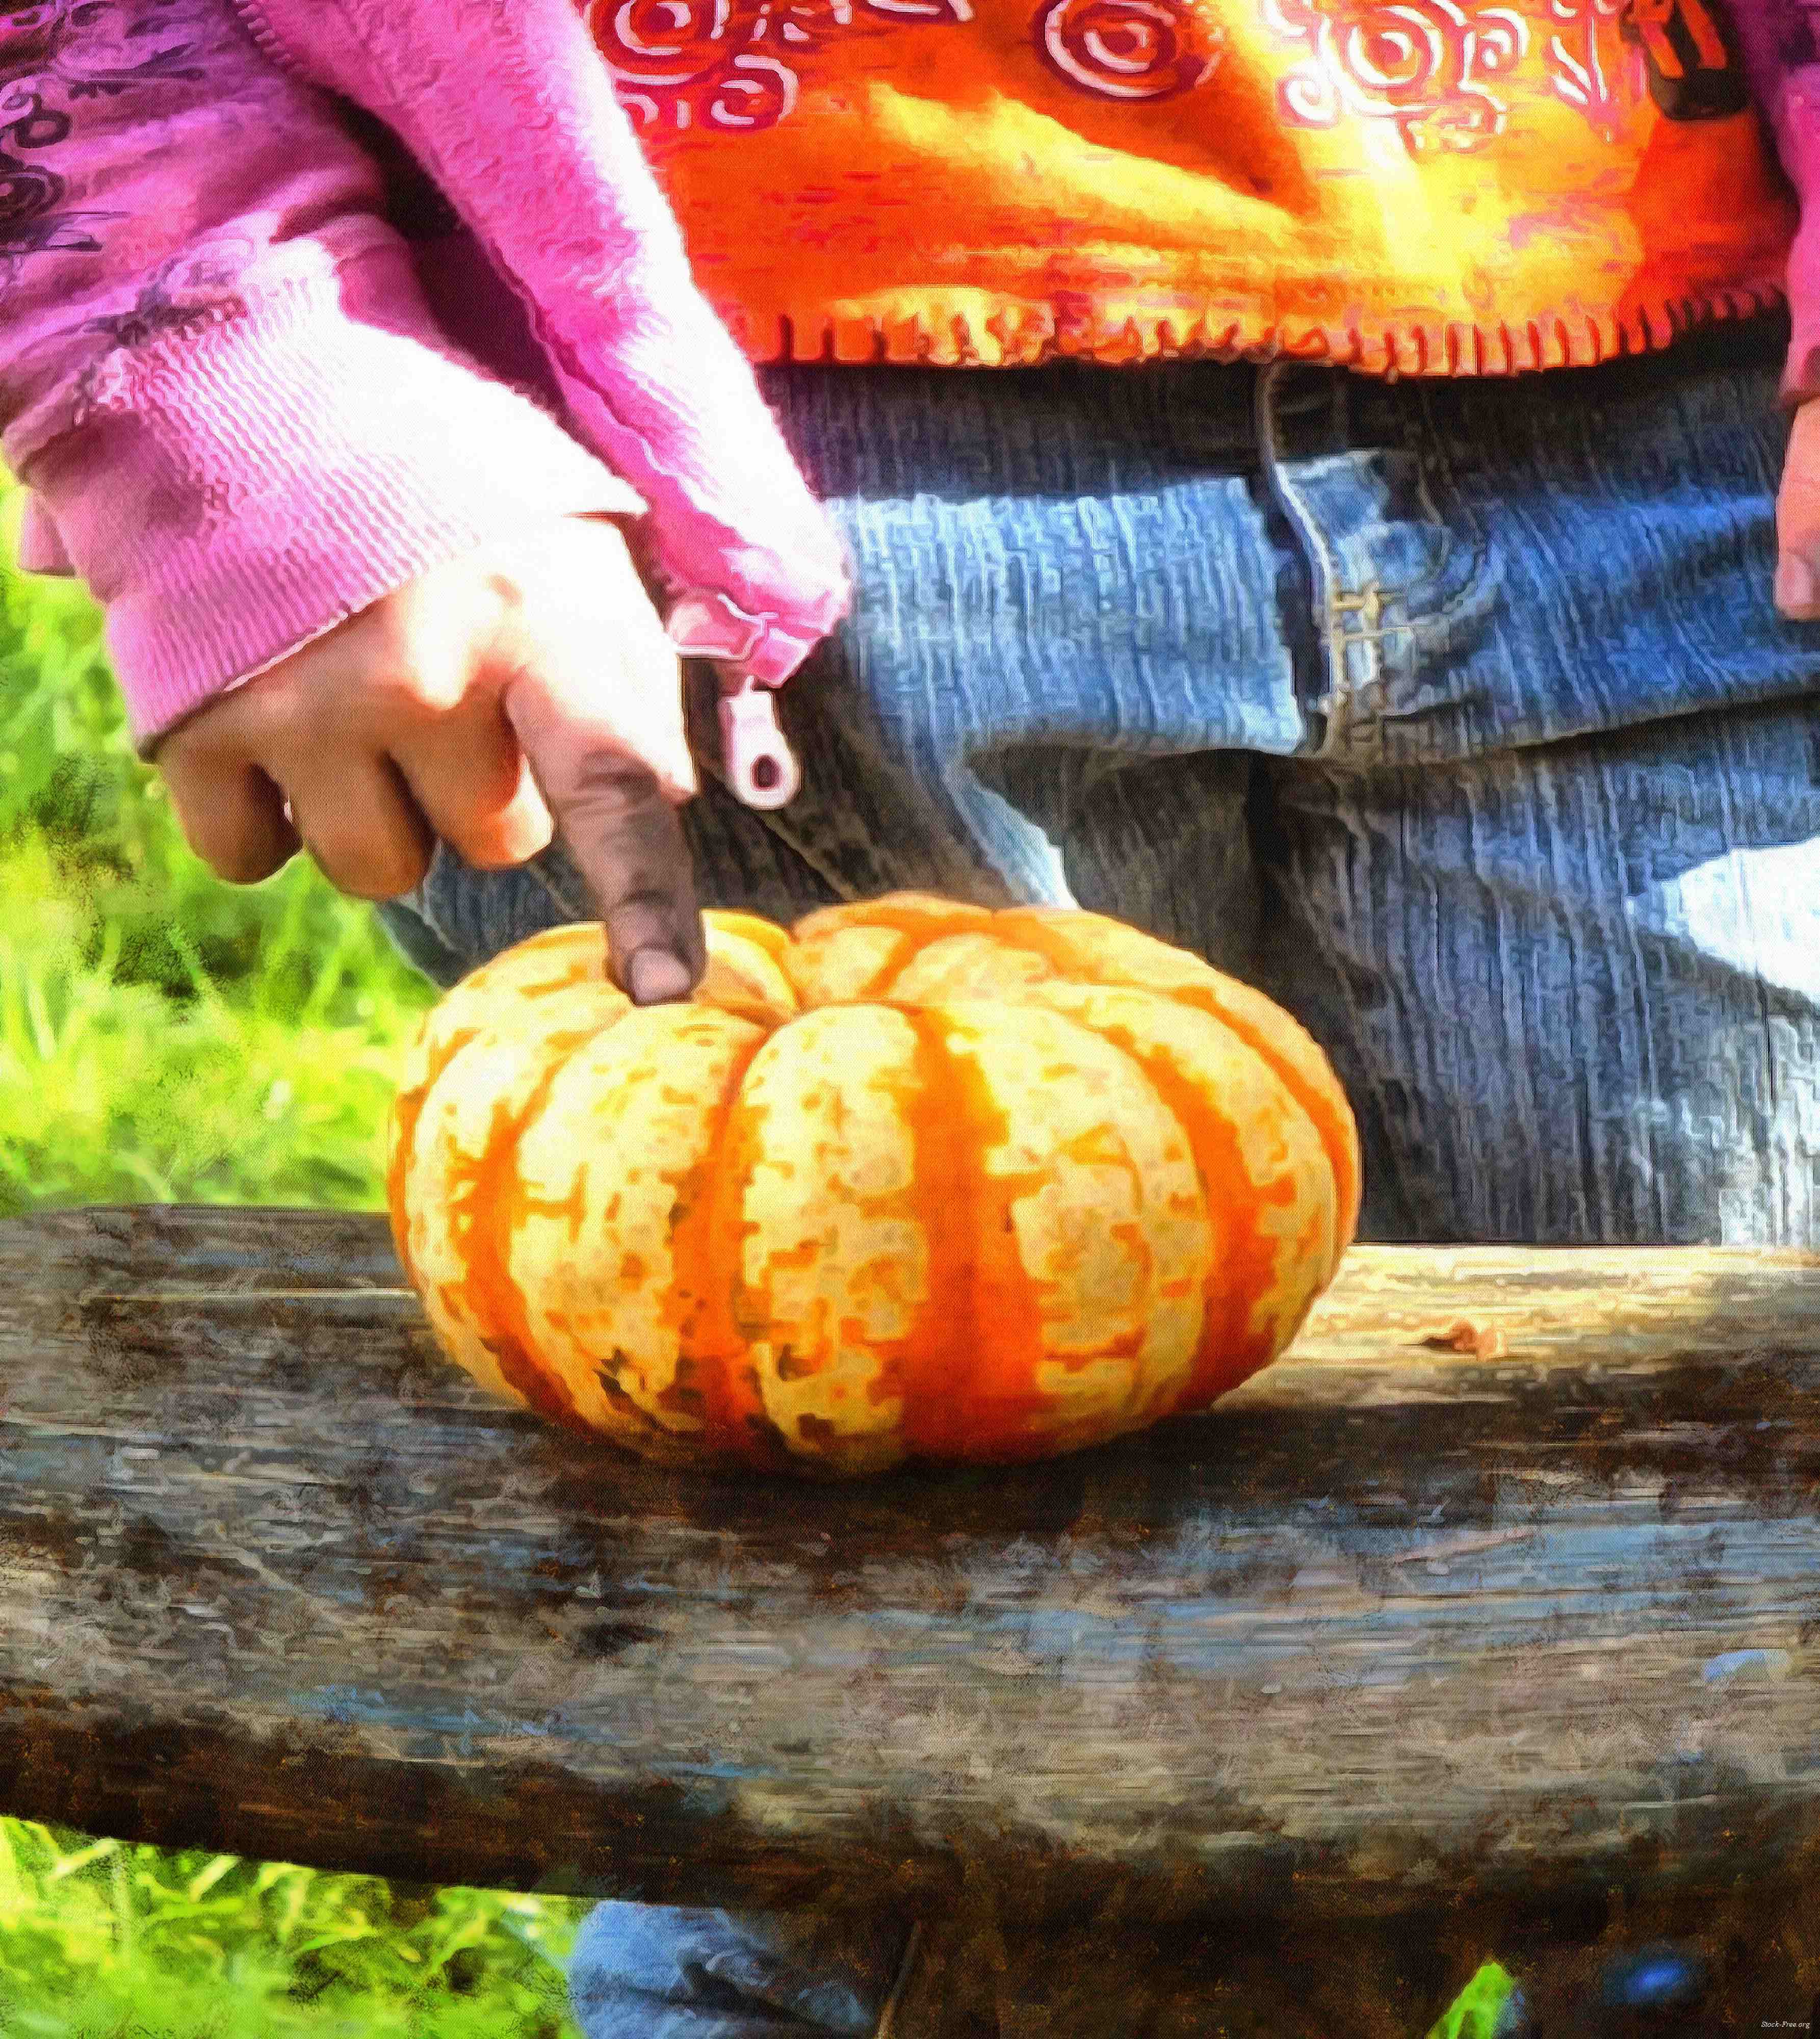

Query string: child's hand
1776 396 1820 621
154 515 708 1004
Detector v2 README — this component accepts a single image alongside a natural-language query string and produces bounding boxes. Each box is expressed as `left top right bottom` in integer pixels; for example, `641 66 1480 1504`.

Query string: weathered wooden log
3 1203 1819 1936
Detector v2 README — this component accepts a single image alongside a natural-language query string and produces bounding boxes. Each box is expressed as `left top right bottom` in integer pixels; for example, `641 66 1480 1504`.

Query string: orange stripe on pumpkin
788 895 999 1003
893 1006 1059 1463
665 1031 794 1472
1059 1001 1302 1411
385 1023 490 1288
1150 984 1358 1262
433 1036 602 1434
991 909 1362 1258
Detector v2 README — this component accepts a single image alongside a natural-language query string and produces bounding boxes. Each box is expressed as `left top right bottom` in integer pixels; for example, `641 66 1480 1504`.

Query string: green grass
0 1821 590 2039
0 490 439 1220
0 489 596 2035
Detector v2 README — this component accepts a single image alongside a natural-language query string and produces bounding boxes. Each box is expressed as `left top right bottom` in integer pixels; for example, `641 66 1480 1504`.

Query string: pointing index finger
543 748 707 1005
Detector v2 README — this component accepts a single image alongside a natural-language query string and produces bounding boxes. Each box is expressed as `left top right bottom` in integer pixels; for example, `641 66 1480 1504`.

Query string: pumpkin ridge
725 1005 931 1476
854 937 916 1005
1055 994 1322 1415
791 895 996 949
504 1007 770 1458
385 1022 489 1287
670 1027 793 1470
785 896 1001 1006
946 998 1214 1457
444 1034 602 1432
860 907 999 1001
386 923 631 1295
990 910 1361 1259
389 973 635 1302
898 1004 1100 1462
1154 987 1358 1266
704 909 794 964
890 1006 1000 1460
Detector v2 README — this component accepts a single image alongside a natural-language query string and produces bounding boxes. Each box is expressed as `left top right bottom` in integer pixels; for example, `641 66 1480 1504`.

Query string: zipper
716 670 801 811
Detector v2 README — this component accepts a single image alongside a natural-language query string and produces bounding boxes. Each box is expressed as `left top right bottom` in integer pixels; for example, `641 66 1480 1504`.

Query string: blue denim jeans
562 1904 918 2038
375 317 1820 2034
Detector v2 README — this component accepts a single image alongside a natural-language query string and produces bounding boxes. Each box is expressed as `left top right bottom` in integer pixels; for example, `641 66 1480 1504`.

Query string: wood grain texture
3 1204 1819 1927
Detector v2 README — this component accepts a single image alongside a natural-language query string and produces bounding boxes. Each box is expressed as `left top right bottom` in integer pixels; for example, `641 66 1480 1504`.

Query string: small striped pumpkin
386 894 1360 1479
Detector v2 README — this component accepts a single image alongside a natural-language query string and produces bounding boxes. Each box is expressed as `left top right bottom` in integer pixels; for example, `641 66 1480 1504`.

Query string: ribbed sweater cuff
14 247 645 755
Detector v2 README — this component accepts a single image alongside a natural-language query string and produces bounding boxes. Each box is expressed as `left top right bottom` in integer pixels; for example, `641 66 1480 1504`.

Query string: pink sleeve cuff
1760 72 1820 406
9 241 644 757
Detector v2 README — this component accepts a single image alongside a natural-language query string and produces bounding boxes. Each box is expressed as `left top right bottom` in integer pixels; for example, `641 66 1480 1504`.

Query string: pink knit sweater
1738 0 1820 401
0 0 851 757
0 0 1814 760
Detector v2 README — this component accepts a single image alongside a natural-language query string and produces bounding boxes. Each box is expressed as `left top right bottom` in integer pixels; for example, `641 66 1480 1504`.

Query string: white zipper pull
718 672 801 811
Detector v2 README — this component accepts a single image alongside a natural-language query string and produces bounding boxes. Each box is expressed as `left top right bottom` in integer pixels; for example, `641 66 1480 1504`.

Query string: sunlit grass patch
0 1818 593 2038
0 489 594 2036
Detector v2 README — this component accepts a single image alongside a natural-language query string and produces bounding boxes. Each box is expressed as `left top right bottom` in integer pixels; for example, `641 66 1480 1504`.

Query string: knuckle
303 829 431 903
366 661 465 724
603 886 684 931
462 818 555 872
185 821 284 887
561 750 672 822
369 860 432 902
193 842 241 883
338 864 429 904
218 849 281 886
344 584 436 662
169 805 244 881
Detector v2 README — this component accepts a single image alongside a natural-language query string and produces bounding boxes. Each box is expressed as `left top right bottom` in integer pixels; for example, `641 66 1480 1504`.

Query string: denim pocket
1394 321 1811 761
1259 322 1820 767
